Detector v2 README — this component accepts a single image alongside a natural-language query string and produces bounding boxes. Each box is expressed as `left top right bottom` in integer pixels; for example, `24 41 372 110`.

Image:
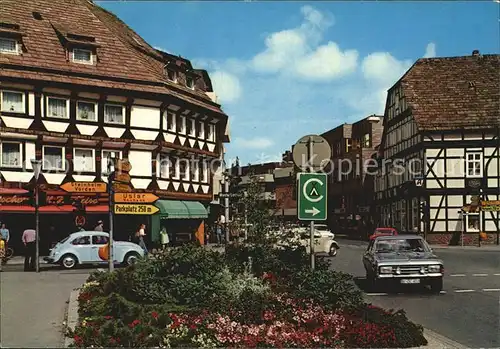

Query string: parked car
369 227 398 240
362 235 444 293
44 231 145 269
276 228 340 256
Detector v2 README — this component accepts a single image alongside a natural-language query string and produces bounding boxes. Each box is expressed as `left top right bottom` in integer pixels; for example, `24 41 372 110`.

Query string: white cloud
423 42 437 58
250 5 357 82
210 71 242 103
195 6 429 164
233 137 274 149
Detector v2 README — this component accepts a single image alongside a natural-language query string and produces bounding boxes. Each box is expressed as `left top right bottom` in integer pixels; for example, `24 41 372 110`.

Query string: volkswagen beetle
44 231 144 269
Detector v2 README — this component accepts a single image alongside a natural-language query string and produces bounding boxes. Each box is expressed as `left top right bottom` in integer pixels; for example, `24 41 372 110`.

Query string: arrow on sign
305 207 320 216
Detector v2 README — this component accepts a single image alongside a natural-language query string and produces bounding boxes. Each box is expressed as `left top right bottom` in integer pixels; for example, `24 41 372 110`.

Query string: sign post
293 135 330 271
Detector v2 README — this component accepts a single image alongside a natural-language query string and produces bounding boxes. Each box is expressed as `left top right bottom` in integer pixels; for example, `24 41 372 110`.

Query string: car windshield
315 225 329 230
374 229 395 235
375 238 428 253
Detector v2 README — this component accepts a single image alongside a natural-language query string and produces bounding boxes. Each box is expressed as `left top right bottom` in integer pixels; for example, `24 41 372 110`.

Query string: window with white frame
177 115 186 134
466 213 480 232
0 142 21 167
73 148 94 172
188 119 196 137
72 48 93 64
43 146 64 171
466 152 482 177
186 76 195 89
0 37 18 54
159 153 169 179
166 111 176 131
345 138 352 153
207 123 215 142
201 160 208 183
166 69 177 82
47 97 68 118
102 150 121 174
170 157 179 179
1 90 24 113
363 133 370 148
198 121 205 139
104 104 124 124
77 101 96 121
192 161 199 182
179 159 189 180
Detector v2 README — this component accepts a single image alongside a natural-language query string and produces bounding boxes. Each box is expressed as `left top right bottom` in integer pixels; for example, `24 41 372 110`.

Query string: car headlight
428 265 441 273
379 266 393 274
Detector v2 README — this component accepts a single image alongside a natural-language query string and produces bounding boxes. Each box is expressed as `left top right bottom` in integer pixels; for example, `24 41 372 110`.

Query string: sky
98 1 499 165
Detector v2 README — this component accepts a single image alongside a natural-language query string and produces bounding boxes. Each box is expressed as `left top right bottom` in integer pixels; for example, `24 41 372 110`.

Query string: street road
331 239 500 348
0 266 90 348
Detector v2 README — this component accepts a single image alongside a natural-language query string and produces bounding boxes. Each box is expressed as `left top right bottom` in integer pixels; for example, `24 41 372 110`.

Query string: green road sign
297 173 327 221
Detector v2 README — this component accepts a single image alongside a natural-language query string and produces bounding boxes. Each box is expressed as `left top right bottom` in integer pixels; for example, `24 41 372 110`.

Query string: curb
64 289 80 348
420 328 468 349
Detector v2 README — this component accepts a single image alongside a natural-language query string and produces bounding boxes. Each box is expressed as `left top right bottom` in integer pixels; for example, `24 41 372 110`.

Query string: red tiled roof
401 54 500 131
0 0 226 116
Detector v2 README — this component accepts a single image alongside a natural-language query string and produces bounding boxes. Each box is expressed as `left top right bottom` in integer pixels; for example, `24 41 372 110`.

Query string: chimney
472 50 480 56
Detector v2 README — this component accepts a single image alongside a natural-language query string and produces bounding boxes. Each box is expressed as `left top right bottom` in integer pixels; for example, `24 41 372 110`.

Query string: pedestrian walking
137 224 148 256
22 228 36 271
160 226 169 250
0 237 5 272
1 223 10 248
94 220 104 232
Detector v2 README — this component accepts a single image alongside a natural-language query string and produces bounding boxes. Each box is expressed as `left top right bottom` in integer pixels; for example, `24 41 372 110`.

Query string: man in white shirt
22 229 36 271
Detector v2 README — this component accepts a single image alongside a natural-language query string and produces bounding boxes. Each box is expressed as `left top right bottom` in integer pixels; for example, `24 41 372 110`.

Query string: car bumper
43 256 56 264
378 273 443 279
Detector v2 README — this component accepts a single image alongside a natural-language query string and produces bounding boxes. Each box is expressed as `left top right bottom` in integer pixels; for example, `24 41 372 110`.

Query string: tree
234 170 278 245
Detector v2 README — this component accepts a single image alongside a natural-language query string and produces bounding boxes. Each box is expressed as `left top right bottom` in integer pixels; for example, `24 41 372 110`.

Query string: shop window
1 90 24 113
0 142 21 167
47 97 68 118
77 101 96 121
73 148 94 172
43 146 65 171
104 104 124 124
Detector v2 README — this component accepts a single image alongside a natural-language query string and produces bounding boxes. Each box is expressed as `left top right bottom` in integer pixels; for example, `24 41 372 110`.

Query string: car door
70 235 92 263
91 234 109 264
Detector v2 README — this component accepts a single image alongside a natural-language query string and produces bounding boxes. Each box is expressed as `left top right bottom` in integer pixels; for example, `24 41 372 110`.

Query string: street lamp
31 159 42 273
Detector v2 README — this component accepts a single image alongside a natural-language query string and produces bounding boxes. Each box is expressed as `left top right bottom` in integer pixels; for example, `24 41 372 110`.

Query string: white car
44 231 144 269
276 227 339 256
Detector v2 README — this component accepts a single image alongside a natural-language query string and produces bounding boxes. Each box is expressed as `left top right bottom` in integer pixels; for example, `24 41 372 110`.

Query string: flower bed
68 244 428 348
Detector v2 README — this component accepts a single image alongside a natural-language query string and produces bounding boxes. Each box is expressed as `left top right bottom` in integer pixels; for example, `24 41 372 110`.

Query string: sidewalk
3 256 48 266
1 270 89 348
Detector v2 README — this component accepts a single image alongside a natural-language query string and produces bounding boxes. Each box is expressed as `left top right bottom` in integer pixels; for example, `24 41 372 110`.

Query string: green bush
289 268 364 310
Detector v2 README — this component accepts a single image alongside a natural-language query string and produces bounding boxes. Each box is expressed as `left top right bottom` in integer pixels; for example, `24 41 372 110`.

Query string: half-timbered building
374 51 500 245
0 0 230 251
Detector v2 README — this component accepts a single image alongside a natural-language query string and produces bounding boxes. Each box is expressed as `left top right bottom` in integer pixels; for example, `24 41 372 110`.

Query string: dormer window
0 37 18 54
167 68 177 82
186 76 195 89
72 48 93 64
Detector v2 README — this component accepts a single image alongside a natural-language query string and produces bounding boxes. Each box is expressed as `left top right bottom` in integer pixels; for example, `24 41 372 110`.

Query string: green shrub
289 269 364 310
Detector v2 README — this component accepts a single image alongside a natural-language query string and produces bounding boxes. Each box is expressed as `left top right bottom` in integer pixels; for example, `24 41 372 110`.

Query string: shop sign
45 195 101 206
482 206 500 212
482 200 500 206
114 204 159 215
0 195 30 205
75 215 86 227
114 193 159 204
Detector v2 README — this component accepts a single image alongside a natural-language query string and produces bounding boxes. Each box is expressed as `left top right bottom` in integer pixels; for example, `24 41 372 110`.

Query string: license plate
400 278 420 284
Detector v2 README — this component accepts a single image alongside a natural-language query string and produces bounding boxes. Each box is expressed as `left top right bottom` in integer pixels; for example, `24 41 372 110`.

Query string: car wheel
429 277 443 294
124 252 140 266
60 254 78 269
329 244 338 257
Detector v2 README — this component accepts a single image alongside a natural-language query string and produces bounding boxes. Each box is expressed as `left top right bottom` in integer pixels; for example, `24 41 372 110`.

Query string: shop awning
156 200 208 219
